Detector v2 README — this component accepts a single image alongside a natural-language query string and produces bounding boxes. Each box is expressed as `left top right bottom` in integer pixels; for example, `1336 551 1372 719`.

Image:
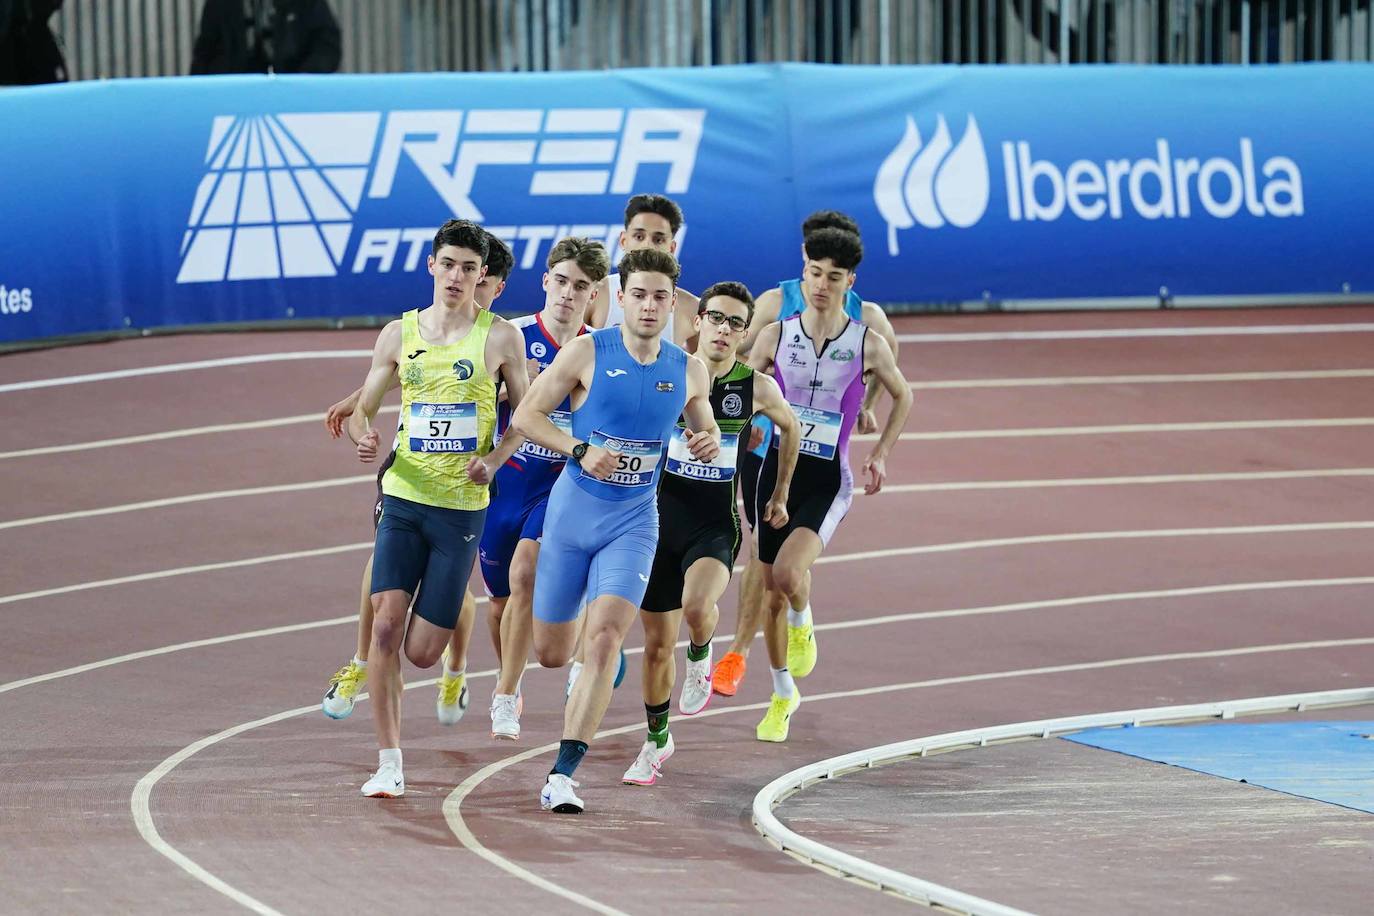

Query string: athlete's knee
584 626 621 669
405 643 443 669
642 633 675 671
369 610 405 654
533 628 573 668
682 597 715 628
772 563 806 598
509 562 536 597
487 600 505 629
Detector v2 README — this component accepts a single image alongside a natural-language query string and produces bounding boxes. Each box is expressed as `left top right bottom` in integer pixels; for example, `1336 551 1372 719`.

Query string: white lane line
871 468 1374 494
127 633 1374 916
850 417 1374 443
0 476 375 531
10 522 1374 610
0 350 372 394
7 466 1369 532
753 686 1374 915
912 368 1374 389
0 405 399 461
441 636 1374 915
0 542 372 607
895 323 1374 343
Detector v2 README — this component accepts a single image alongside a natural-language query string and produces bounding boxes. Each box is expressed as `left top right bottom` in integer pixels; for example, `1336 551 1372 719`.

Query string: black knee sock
550 739 589 777
687 634 713 662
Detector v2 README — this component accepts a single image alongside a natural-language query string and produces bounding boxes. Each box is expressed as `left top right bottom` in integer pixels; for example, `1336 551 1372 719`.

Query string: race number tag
589 430 663 487
784 405 843 460
517 409 573 461
408 402 478 453
666 430 738 482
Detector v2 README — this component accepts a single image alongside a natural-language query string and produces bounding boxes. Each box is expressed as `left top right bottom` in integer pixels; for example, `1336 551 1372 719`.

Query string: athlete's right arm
511 336 620 479
745 321 781 376
740 288 782 356
326 375 398 439
347 320 402 461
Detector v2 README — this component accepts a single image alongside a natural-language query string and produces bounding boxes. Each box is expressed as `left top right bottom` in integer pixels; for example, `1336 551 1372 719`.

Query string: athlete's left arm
858 302 901 433
681 356 722 463
673 289 701 353
468 319 530 485
751 372 799 529
859 331 914 496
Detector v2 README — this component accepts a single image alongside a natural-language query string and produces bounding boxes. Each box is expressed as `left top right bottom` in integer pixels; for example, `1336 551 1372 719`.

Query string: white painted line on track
0 405 399 460
895 323 1374 343
912 368 1374 389
129 635 1374 916
0 350 372 394
851 417 1374 442
0 542 372 607
754 686 1374 915
0 476 375 531
9 522 1374 609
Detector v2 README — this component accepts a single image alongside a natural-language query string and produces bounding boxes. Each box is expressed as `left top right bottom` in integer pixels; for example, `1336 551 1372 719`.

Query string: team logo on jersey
406 349 426 359
721 393 744 417
530 341 548 359
656 381 676 392
830 348 856 362
453 359 474 380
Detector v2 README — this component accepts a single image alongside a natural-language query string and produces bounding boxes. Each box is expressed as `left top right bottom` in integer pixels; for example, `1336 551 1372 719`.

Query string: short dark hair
699 281 755 327
547 236 610 282
803 227 863 272
624 194 684 235
482 232 514 282
802 209 860 238
618 248 680 285
433 219 489 260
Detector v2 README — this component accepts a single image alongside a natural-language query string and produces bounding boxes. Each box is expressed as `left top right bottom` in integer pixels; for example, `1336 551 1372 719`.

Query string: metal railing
47 0 1374 81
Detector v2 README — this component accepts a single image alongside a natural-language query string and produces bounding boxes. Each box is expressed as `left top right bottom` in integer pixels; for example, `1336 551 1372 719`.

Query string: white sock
379 747 402 770
569 660 584 679
770 666 795 699
787 604 812 628
353 655 368 669
444 659 465 678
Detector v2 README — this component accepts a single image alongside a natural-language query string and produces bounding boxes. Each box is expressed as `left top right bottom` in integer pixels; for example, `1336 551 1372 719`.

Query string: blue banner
2 64 1372 344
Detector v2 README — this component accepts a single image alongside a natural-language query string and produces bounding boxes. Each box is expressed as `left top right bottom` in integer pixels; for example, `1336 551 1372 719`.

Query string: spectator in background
191 0 341 75
0 0 67 85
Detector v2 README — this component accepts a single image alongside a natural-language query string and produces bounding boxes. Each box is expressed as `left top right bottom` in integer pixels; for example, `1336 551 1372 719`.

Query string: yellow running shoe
755 689 802 743
322 660 367 720
787 622 818 678
436 647 470 726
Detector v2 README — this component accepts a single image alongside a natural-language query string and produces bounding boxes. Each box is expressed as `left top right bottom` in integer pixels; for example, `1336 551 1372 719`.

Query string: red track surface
3 306 1373 914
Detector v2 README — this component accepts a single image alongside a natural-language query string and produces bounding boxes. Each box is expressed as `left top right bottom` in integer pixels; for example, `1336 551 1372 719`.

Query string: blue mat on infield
1063 722 1374 814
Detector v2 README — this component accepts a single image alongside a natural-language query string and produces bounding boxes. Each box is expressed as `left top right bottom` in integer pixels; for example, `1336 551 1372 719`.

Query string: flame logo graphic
873 114 990 255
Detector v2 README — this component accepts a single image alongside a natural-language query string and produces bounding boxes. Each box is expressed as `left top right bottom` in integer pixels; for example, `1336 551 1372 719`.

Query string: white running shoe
622 734 675 786
541 773 584 814
361 763 404 798
435 670 470 726
679 655 712 716
565 660 584 700
490 693 521 740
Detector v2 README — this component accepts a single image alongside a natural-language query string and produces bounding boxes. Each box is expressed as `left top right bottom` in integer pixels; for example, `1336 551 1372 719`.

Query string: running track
3 305 1373 914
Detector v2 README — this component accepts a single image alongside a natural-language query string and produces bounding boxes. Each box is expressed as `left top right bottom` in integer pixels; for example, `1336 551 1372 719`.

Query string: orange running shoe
711 652 747 697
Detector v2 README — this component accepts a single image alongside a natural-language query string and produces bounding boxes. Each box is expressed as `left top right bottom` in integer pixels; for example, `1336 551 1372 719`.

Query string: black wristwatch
571 441 588 461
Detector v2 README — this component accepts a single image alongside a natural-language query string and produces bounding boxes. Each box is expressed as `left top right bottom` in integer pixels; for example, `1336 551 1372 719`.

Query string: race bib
666 430 738 482
589 430 663 488
782 404 843 460
408 402 478 454
496 409 573 462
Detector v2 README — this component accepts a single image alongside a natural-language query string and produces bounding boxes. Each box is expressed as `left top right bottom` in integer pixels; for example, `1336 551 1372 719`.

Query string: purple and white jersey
772 314 867 465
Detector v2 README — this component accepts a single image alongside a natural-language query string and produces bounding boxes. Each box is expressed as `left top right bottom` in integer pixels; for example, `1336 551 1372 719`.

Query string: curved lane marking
894 323 1374 343
913 368 1374 389
9 521 1374 609
8 576 1374 697
0 350 372 394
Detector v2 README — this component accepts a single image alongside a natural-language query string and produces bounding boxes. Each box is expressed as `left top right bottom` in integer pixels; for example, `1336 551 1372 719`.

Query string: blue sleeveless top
567 327 689 502
778 278 864 323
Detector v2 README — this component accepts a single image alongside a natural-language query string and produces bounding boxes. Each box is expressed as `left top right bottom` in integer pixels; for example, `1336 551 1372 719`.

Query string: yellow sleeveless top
382 307 498 511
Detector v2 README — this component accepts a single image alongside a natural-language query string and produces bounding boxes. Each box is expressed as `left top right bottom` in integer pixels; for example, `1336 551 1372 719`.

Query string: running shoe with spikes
710 651 746 697
755 689 802 743
622 733 675 786
361 762 404 798
679 653 712 715
541 773 584 814
322 659 367 720
490 692 521 740
786 621 818 678
435 647 470 726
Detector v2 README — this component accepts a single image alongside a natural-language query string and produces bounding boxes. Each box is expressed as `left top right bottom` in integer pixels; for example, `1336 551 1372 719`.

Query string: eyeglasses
701 309 748 332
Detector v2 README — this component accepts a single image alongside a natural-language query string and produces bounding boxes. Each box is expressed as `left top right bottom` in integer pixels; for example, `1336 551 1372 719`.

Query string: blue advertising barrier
2 63 1372 344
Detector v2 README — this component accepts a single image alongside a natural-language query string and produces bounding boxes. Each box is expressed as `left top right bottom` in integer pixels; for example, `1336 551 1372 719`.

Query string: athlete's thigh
680 554 732 614
587 509 659 608
478 491 525 598
773 526 824 576
403 611 452 666
371 496 428 597
411 505 485 631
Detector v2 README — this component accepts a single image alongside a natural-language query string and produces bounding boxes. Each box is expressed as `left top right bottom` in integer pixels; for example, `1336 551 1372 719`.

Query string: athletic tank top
600 272 674 345
567 326 689 502
772 314 867 469
777 278 864 323
383 307 499 511
493 312 586 481
663 360 753 489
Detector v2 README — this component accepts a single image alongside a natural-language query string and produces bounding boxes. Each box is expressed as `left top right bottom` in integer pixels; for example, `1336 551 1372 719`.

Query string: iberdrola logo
873 114 990 255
